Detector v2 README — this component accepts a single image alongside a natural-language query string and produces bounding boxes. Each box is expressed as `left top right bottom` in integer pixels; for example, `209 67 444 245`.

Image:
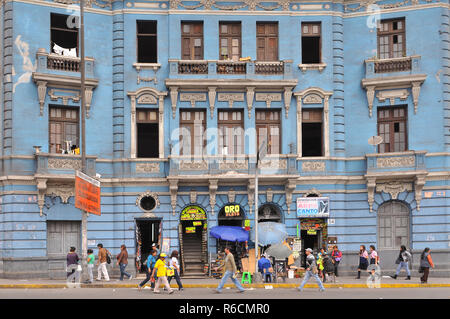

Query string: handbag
395 257 402 264
166 267 175 277
418 266 424 273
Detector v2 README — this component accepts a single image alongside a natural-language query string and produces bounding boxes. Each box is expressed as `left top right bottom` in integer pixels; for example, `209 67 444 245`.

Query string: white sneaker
129 275 133 280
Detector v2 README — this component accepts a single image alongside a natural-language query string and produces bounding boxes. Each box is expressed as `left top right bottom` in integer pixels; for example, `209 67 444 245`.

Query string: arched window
258 203 282 223
378 201 410 249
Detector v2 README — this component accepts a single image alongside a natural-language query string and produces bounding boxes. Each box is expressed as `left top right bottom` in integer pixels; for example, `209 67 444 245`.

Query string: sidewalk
1 275 449 289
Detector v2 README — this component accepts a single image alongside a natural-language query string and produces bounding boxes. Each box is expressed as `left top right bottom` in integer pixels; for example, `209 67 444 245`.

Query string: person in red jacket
331 245 342 277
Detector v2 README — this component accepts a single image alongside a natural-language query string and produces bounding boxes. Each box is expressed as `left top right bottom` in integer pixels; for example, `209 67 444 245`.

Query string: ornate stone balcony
168 59 292 79
35 153 97 177
365 55 420 75
36 49 95 76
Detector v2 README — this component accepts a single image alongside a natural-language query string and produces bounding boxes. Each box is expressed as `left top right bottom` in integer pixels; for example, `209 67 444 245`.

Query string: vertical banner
75 170 101 215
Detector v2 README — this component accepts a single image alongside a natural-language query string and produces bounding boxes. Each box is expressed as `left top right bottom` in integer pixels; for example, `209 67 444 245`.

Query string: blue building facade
0 0 449 278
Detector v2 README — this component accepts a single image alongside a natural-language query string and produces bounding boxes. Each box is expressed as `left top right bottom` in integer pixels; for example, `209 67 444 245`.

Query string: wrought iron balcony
364 55 421 77
36 49 95 76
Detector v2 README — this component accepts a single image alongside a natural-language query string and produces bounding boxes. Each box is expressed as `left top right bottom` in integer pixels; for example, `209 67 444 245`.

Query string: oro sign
75 170 101 215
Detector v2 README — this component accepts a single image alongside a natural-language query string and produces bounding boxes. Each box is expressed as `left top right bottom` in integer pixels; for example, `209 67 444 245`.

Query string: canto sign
75 170 101 215
296 197 329 218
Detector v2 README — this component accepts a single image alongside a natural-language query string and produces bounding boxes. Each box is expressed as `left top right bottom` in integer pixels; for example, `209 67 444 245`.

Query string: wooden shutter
256 23 278 61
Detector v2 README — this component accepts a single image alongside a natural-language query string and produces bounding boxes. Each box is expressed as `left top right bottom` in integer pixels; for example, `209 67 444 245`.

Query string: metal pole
80 0 88 280
254 160 258 279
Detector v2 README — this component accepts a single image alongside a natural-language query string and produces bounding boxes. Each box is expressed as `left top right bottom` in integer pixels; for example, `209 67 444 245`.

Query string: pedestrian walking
96 243 110 281
214 247 245 293
419 247 434 284
151 253 174 294
356 245 369 279
66 247 80 281
168 250 184 291
297 248 325 292
117 244 132 281
331 245 342 277
369 245 379 265
390 245 412 280
152 243 160 255
138 249 158 291
317 249 325 280
322 253 335 283
86 249 95 283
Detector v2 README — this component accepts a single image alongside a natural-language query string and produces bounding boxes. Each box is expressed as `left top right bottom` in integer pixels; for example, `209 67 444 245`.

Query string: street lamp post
254 139 267 281
79 0 88 278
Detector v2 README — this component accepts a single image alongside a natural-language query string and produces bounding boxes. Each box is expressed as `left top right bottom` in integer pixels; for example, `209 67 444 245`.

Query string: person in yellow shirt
151 253 174 294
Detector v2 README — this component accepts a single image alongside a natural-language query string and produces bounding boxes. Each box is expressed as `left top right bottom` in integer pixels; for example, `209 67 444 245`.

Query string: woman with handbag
331 245 342 277
168 250 184 291
298 248 325 292
419 248 434 284
390 245 412 280
356 245 369 279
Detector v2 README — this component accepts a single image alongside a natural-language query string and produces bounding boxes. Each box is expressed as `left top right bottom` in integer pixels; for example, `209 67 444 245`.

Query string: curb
0 283 449 289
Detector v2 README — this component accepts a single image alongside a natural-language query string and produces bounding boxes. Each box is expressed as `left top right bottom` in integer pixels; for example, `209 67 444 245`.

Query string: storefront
296 197 330 267
135 218 161 274
217 203 247 264
179 205 208 275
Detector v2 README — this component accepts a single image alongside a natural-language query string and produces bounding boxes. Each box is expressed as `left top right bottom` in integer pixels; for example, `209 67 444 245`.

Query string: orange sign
75 171 101 215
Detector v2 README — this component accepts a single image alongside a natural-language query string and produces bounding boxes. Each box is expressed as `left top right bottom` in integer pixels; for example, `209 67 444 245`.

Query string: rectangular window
49 106 79 154
377 106 407 153
218 110 244 155
137 20 157 63
181 22 204 60
219 22 241 61
377 18 406 59
51 13 78 57
302 109 323 156
180 110 206 156
137 109 159 158
256 110 281 155
256 22 278 61
301 22 321 64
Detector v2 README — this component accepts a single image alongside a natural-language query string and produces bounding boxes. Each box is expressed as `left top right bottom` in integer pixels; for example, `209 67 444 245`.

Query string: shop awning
210 226 249 242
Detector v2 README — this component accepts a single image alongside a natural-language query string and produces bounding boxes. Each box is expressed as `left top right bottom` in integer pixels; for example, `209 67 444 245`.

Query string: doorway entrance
179 205 208 276
135 219 161 274
300 218 327 267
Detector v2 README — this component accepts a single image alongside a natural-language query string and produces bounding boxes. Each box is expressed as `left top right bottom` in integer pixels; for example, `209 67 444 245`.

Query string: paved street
0 287 448 299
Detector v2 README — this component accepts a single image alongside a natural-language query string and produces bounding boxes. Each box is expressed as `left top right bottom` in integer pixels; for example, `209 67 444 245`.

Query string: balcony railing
217 61 246 74
364 55 421 77
35 48 95 77
254 61 284 75
169 59 292 78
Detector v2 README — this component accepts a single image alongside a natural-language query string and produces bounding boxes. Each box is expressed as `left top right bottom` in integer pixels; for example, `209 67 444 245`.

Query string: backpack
106 250 111 264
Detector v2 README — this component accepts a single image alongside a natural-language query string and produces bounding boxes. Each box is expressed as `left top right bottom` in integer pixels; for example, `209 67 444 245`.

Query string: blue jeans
395 261 411 276
298 270 325 291
217 271 245 292
119 263 131 280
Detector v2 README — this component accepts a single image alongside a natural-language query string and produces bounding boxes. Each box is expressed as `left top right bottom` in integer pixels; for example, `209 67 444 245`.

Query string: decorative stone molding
209 179 218 216
48 89 80 105
190 189 197 204
377 156 415 168
169 0 294 11
367 177 376 212
136 191 160 214
127 87 167 159
361 74 427 117
180 93 206 107
170 87 179 119
302 161 325 172
228 188 236 203
298 63 327 73
84 87 94 118
255 93 281 108
376 181 413 200
294 87 333 157
37 81 47 116
259 159 287 169
285 179 297 215
36 178 47 217
246 87 255 119
48 158 82 170
303 93 323 104
415 175 426 211
135 162 160 173
179 160 208 170
218 93 244 108
283 87 292 118
208 87 217 119
376 89 409 105
169 179 178 216
219 160 248 170
266 188 273 203
133 63 161 85
47 183 74 204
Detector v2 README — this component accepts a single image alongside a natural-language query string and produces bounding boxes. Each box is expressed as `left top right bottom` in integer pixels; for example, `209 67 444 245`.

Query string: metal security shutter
47 221 81 255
